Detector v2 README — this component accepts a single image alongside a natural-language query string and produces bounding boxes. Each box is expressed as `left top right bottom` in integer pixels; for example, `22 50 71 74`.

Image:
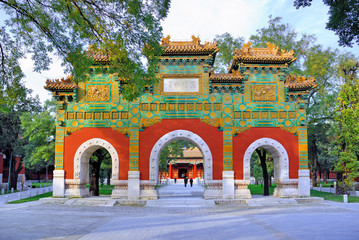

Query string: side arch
73 138 119 183
243 137 289 182
149 129 213 183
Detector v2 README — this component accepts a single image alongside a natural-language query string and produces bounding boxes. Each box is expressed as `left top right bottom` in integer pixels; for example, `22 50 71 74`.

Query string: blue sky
3 0 358 103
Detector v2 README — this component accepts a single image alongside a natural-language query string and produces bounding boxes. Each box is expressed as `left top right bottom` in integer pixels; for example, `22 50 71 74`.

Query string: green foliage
294 0 359 47
8 192 53 204
310 190 359 203
333 61 359 192
159 140 196 172
0 0 171 101
249 16 316 74
213 33 245 73
248 184 276 195
20 100 56 171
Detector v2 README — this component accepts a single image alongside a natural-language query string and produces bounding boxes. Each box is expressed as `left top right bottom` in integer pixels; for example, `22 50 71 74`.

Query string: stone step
145 197 215 208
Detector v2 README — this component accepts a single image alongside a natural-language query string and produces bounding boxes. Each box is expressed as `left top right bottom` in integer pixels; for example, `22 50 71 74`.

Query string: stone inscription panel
163 78 199 93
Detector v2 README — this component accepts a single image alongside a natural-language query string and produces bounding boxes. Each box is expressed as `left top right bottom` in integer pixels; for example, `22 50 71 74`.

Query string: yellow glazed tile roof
44 76 78 90
161 35 219 55
285 74 317 90
210 70 244 82
233 42 296 64
86 46 110 62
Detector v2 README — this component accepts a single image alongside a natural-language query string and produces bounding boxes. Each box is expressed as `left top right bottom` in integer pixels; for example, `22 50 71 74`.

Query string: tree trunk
107 170 111 185
89 160 101 196
311 169 317 187
323 169 328 184
256 148 269 196
46 166 48 183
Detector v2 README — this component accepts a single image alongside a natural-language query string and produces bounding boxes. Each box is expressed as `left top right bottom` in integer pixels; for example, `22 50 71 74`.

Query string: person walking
184 176 188 187
190 178 193 187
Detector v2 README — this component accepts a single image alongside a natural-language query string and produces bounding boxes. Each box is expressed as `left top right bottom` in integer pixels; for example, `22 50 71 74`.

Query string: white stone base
111 180 128 199
222 171 234 199
234 180 251 199
298 169 310 197
64 179 89 197
273 179 299 198
203 180 222 199
128 171 140 199
0 174 2 184
140 181 158 199
53 170 65 197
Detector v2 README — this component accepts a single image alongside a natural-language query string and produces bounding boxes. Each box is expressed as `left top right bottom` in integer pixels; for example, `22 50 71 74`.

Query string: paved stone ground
0 184 359 240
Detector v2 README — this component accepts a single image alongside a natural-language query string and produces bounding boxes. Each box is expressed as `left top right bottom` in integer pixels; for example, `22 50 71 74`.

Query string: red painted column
169 163 172 179
0 153 3 182
193 163 197 179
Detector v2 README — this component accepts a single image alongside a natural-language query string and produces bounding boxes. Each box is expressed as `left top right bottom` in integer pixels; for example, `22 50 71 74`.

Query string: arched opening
147 130 218 199
250 148 274 196
89 147 113 196
242 138 298 198
158 140 204 183
65 138 119 198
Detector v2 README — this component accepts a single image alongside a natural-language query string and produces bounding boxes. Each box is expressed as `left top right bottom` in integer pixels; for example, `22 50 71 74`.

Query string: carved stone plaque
252 84 277 101
163 78 199 93
86 84 111 102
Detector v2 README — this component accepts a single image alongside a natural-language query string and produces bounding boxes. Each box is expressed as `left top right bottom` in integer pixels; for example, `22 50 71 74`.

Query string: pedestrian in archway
190 178 193 187
174 178 177 184
184 176 188 187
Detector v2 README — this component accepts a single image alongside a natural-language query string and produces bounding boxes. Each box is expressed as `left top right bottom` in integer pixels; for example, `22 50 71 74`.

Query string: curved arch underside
149 129 213 183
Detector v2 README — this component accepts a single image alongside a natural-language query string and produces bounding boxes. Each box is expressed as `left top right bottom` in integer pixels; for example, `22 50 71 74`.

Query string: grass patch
249 184 276 195
8 192 52 204
310 190 359 203
86 184 114 195
31 182 52 188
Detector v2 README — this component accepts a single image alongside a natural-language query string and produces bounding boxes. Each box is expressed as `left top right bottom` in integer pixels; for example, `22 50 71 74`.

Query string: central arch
242 137 298 197
149 130 213 184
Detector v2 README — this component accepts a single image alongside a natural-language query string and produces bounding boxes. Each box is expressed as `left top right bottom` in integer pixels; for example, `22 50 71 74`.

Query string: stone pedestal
64 179 89 197
222 171 234 199
234 180 251 199
203 180 222 199
53 170 65 197
298 169 310 197
140 181 158 199
0 174 2 184
128 171 140 199
111 180 128 199
273 179 299 197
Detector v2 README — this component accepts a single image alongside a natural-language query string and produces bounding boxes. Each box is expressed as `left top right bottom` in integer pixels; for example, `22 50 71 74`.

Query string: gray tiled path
0 184 358 240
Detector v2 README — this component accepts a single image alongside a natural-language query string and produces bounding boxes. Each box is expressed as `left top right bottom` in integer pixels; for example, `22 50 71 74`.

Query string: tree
294 0 359 47
0 78 41 190
333 60 359 194
0 0 171 101
20 100 56 182
89 148 111 196
100 155 112 186
213 33 245 73
249 16 316 74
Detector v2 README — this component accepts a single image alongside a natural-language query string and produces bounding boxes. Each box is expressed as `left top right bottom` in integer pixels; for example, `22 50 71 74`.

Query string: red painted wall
64 128 129 180
139 119 223 180
233 127 299 179
15 156 25 174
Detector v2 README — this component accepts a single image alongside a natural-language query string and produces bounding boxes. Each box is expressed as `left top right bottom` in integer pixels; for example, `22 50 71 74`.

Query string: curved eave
287 84 317 91
44 86 78 92
235 57 295 64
